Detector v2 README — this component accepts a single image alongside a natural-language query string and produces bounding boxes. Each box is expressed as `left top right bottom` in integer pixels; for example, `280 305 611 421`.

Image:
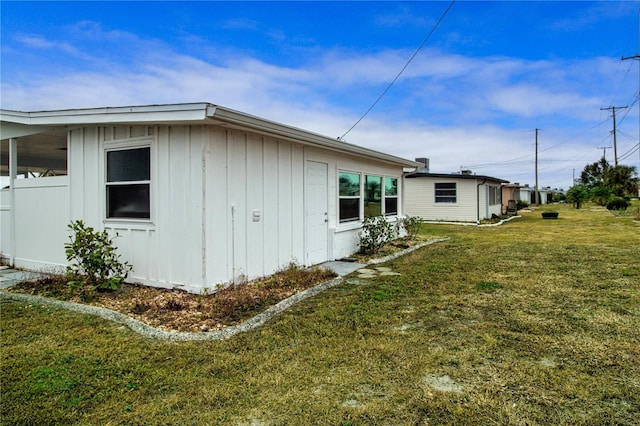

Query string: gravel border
1 238 449 341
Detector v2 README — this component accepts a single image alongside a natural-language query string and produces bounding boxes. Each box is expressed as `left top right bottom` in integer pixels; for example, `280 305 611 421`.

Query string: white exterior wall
61 124 404 293
405 178 478 222
405 177 503 222
304 147 403 261
486 183 503 218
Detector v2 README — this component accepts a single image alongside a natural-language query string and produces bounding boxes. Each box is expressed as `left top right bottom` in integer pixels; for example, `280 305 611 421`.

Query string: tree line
566 158 639 209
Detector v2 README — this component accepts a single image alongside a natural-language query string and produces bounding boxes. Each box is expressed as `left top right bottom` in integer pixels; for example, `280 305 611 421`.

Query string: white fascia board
1 103 211 126
0 122 59 140
209 106 420 168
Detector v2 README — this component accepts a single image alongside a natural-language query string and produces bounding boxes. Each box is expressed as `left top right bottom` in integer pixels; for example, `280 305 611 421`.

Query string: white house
1 103 418 293
517 185 553 206
404 170 508 223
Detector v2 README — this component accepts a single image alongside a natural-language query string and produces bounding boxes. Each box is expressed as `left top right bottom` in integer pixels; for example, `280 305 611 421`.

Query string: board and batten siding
204 128 305 288
68 124 308 292
60 123 406 292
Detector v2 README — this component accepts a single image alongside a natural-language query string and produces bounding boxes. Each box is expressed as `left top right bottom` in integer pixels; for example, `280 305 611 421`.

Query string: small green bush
359 216 394 255
64 220 132 291
398 215 423 240
606 196 630 211
516 200 529 210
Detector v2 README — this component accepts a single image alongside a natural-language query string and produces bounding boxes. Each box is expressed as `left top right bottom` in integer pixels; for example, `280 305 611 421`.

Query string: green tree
566 184 588 209
604 165 639 197
589 184 611 206
580 157 610 189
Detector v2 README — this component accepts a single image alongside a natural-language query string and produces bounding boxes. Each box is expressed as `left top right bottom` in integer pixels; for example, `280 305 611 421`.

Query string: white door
305 161 328 265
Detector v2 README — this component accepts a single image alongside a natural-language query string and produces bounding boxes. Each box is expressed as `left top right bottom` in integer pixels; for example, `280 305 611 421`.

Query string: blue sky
2 1 639 189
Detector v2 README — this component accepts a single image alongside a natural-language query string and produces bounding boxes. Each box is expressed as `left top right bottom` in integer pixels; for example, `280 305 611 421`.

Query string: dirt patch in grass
7 265 337 332
6 235 444 333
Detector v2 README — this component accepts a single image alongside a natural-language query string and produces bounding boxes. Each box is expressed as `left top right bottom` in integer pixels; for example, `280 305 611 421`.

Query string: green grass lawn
2 203 639 425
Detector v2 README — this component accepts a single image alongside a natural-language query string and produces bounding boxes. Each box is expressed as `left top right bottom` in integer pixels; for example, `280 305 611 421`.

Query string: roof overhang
1 103 420 168
405 172 509 184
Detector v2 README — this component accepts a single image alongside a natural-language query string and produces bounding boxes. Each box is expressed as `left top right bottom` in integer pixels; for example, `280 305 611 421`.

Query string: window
384 177 398 215
106 147 150 219
364 175 382 217
489 186 501 205
339 172 400 222
435 182 456 203
339 171 360 222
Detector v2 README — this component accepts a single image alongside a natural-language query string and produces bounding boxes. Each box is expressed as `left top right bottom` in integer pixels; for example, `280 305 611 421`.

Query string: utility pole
535 128 539 206
621 54 640 166
597 145 612 160
600 106 628 167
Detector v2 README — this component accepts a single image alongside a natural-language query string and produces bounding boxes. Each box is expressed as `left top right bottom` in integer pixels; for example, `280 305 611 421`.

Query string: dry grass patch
7 264 336 332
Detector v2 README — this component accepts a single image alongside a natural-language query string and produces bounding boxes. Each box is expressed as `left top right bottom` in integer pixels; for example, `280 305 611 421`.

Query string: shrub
516 200 529 210
566 184 589 209
606 196 630 211
398 215 423 240
590 185 611 206
359 216 394 255
64 220 132 291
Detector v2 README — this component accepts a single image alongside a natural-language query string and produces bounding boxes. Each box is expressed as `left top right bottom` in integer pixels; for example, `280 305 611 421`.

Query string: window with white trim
106 147 151 219
435 182 456 203
384 177 398 215
489 185 501 205
364 175 382 217
339 171 360 222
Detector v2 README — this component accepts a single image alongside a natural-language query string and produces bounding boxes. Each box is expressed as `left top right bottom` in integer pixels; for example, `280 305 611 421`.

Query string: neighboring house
517 185 555 205
404 170 508 223
501 182 523 213
0 103 418 293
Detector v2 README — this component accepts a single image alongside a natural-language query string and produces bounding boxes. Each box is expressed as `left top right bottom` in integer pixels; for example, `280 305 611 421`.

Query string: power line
601 105 628 166
338 0 456 141
463 119 610 170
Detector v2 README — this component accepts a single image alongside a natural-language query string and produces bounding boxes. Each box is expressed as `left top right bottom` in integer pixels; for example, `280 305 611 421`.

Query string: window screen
106 147 151 219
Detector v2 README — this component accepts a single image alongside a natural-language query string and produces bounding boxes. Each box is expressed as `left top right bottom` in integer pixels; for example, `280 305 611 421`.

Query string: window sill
104 218 156 230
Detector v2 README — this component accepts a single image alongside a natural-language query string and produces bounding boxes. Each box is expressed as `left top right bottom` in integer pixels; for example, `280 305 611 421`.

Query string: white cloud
2 25 634 190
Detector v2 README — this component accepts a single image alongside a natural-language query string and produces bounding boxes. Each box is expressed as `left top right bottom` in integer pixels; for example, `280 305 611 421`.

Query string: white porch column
8 138 17 265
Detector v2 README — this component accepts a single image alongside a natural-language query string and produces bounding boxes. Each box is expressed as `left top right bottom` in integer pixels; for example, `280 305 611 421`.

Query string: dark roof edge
405 172 509 183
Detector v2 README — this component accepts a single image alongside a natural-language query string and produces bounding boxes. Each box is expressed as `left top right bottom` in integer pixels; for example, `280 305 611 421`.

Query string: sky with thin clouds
1 1 639 190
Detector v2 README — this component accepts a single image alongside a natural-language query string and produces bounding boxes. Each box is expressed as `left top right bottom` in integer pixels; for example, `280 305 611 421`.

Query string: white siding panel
229 131 248 280
246 134 265 279
206 128 231 285
278 142 293 266
187 126 205 285
154 127 172 285
75 127 102 228
262 138 280 275
291 145 305 263
68 128 84 221
168 126 190 284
